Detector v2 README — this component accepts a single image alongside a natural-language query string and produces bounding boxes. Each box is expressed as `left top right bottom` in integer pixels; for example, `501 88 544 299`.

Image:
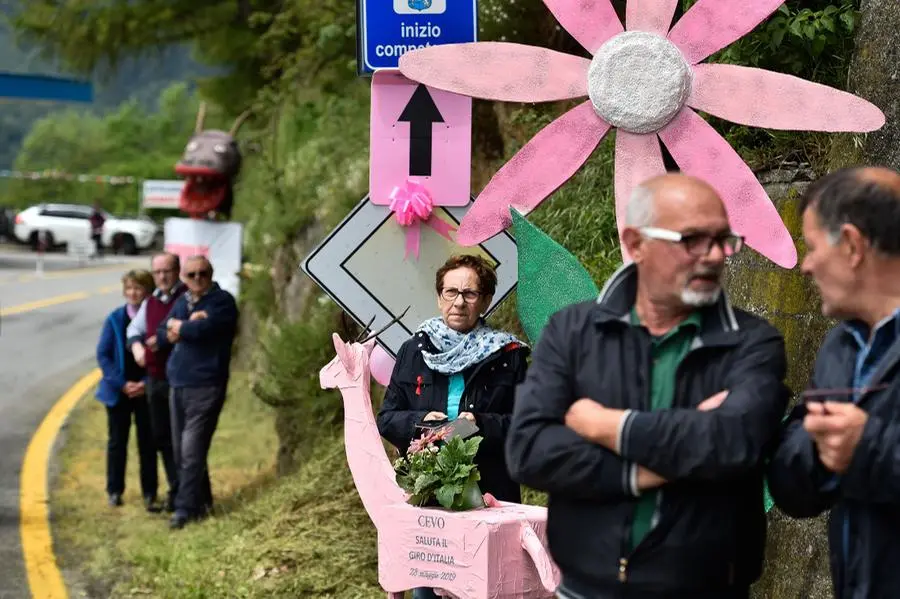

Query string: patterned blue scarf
416 317 525 375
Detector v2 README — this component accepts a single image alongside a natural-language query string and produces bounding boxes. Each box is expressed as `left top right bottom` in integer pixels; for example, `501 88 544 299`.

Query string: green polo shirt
629 307 702 551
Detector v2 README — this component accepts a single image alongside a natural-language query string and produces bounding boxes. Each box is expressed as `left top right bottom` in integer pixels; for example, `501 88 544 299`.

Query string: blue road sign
0 73 93 103
357 0 478 75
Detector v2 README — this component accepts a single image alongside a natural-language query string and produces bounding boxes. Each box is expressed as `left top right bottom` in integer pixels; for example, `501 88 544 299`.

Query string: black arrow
398 84 444 177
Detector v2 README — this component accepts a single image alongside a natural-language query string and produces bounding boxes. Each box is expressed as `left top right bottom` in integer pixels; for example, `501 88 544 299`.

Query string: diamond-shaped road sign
301 196 518 358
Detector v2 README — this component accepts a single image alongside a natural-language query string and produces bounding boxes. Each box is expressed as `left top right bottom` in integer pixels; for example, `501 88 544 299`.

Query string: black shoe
144 496 163 513
169 512 190 530
108 493 123 507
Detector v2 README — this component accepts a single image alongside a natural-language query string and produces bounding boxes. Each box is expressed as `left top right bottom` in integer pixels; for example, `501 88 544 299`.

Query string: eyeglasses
185 270 211 280
440 288 482 303
640 227 745 257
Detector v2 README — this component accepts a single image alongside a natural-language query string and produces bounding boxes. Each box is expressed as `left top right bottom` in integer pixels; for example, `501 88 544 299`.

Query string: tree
10 0 358 113
3 82 207 214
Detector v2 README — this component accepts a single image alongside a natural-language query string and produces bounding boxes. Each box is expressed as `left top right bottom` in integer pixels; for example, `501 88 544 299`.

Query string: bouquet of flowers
393 427 485 511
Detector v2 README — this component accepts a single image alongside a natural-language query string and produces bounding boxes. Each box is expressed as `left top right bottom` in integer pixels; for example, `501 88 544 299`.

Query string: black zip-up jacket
157 283 238 388
376 329 529 503
505 264 790 598
768 322 900 599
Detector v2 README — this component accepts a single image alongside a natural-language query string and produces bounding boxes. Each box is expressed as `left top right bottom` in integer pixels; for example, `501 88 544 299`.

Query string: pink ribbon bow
388 180 456 260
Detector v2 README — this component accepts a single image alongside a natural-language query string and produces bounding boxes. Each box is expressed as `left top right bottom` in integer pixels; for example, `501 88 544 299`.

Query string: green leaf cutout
511 207 599 343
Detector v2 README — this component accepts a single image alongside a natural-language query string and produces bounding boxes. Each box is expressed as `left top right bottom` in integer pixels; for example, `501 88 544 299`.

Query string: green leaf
454 464 475 481
839 11 856 33
803 23 817 40
435 484 463 509
811 36 827 56
511 208 599 344
770 28 785 48
414 473 440 496
463 436 482 458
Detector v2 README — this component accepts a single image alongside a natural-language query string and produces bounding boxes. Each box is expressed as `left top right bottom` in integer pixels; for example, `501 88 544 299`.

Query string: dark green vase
453 478 485 511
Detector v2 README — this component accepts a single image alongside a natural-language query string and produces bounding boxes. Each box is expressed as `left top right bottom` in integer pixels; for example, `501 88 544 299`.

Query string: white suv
13 203 160 255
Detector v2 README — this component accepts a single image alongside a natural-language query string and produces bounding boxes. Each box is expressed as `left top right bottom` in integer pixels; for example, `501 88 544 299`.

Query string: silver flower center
588 31 693 134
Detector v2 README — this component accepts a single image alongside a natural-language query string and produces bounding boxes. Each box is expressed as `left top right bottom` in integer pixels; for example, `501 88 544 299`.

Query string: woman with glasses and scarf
377 255 529 599
377 254 529 501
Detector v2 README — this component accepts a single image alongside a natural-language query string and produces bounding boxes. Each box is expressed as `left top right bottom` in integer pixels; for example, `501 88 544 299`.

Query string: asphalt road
0 248 146 598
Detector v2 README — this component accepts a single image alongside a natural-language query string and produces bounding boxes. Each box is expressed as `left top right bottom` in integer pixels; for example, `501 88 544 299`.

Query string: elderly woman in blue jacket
96 269 160 511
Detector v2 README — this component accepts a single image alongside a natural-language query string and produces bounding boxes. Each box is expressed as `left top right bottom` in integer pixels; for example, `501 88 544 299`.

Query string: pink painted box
378 501 556 598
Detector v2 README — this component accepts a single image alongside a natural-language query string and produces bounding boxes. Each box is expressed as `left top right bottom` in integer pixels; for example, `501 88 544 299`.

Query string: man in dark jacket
127 252 186 513
768 167 900 599
157 255 238 529
506 174 789 599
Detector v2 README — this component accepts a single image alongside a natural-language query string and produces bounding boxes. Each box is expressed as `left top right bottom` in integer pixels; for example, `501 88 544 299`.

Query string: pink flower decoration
398 0 886 268
389 180 435 226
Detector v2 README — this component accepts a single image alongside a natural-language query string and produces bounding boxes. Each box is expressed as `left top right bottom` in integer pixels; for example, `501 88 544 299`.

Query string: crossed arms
505 312 789 500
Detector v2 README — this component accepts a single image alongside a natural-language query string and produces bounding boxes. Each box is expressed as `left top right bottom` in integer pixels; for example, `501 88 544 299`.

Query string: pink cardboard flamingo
319 333 560 598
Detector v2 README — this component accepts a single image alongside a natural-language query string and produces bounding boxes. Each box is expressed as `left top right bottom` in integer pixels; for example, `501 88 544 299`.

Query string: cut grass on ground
51 373 383 598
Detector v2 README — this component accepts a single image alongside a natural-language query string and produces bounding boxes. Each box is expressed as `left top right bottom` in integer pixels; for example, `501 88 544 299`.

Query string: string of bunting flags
0 169 139 185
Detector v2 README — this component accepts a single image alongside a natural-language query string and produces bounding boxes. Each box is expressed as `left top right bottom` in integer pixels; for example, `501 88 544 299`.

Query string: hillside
0 13 211 169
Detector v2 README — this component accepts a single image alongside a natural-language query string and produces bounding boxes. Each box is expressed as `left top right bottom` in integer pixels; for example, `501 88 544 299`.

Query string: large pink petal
658 108 797 268
668 0 785 64
456 101 612 246
626 0 680 36
398 43 589 103
542 0 623 55
614 131 667 261
689 64 886 132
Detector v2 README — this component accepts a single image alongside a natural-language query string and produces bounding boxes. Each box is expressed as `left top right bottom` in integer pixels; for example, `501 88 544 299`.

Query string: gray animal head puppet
175 102 251 220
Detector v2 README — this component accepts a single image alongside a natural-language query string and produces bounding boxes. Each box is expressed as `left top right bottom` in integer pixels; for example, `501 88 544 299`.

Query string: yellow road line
0 287 119 318
0 293 90 317
21 369 101 599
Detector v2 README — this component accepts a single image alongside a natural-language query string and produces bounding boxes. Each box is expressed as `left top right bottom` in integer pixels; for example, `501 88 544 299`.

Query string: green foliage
1 82 204 213
11 0 359 113
252 301 342 420
703 1 861 169
713 2 860 85
0 10 209 169
394 431 484 510
235 84 370 261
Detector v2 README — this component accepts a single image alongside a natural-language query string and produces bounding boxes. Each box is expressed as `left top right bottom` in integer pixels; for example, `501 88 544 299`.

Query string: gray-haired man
769 166 900 599
506 174 789 599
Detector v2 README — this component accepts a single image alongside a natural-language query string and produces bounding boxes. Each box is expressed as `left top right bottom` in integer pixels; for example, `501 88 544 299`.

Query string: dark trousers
170 385 226 516
147 378 178 500
91 233 103 256
106 394 157 497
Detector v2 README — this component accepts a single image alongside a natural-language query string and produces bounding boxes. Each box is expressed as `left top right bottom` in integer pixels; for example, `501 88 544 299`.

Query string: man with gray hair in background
156 255 238 530
768 166 900 599
127 252 186 513
506 173 790 598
